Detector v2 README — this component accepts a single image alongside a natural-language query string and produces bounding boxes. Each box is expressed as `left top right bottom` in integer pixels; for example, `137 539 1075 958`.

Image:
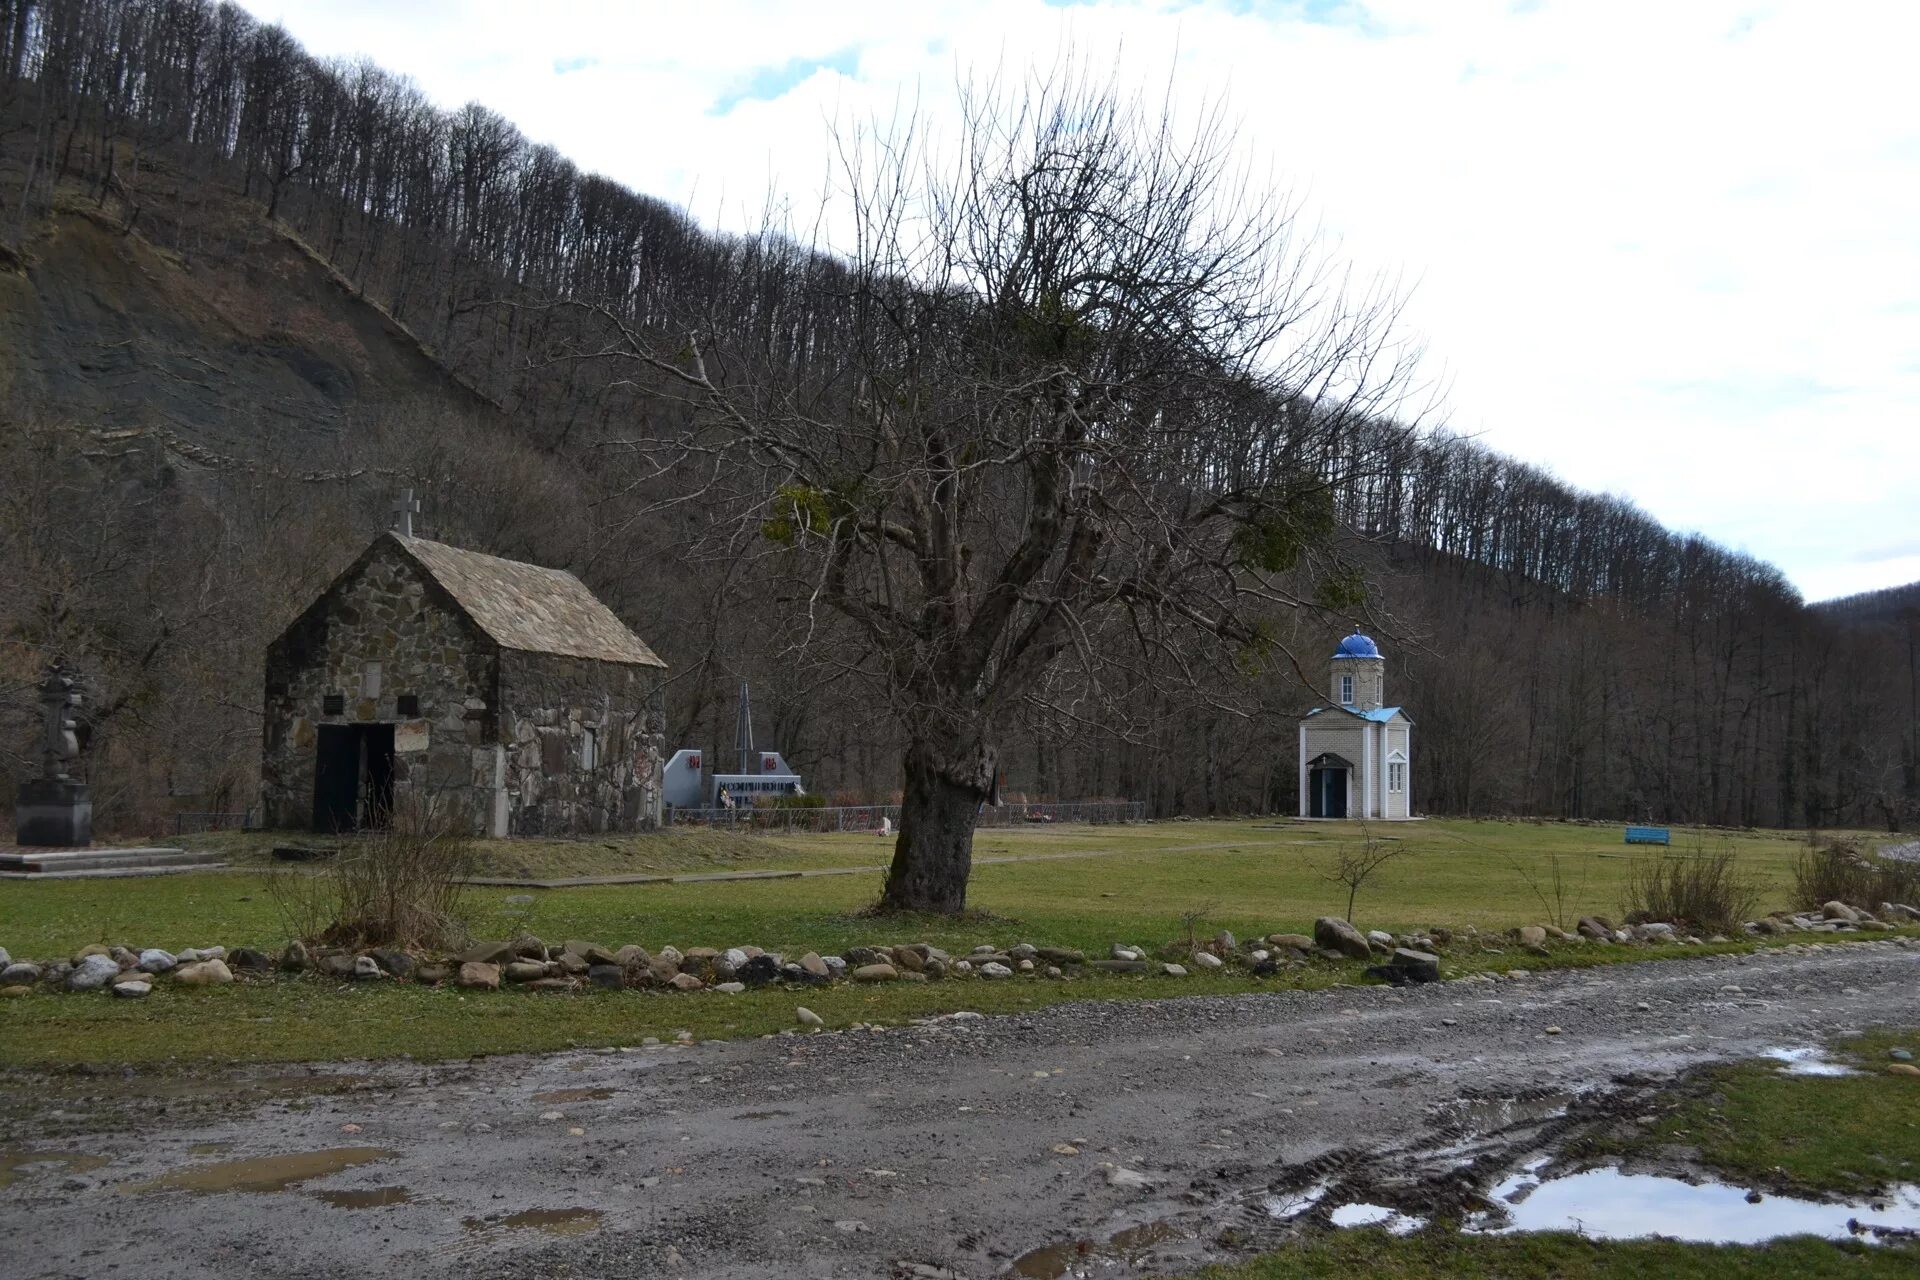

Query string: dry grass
1623 846 1759 934
262 794 473 951
1794 838 1920 911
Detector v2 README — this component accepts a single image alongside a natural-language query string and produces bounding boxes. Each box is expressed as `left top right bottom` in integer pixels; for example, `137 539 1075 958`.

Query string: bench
1624 825 1671 846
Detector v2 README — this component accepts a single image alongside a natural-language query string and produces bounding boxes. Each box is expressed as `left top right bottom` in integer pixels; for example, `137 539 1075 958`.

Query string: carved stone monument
15 661 92 847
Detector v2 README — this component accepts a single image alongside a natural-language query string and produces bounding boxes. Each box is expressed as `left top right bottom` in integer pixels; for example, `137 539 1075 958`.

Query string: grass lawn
1187 1231 1920 1279
0 817 1900 1069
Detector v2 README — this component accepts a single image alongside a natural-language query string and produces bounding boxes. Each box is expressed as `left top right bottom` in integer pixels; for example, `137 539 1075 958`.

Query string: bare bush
1794 839 1920 911
1322 826 1404 923
1623 848 1758 934
265 793 474 951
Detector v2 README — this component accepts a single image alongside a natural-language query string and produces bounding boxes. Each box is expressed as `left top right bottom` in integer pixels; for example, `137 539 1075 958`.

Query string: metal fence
664 800 1145 832
173 810 254 835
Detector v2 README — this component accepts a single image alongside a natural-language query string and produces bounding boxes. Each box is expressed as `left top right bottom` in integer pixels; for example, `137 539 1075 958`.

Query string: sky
260 0 1920 602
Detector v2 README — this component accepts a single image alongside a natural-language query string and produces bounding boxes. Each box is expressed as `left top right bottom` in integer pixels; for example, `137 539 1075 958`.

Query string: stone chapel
261 528 667 837
1296 632 1413 820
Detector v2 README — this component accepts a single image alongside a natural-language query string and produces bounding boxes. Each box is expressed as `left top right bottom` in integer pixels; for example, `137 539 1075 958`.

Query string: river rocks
111 977 152 998
799 952 831 980
317 953 357 979
1516 925 1548 946
1110 944 1143 961
351 955 381 979
1631 922 1676 942
69 954 121 991
739 955 781 986
175 959 233 986
892 946 927 972
1366 930 1395 950
365 950 411 977
1314 917 1372 960
1574 916 1613 940
1886 1064 1920 1078
137 948 177 974
1 962 43 985
1822 901 1859 922
853 963 899 983
1389 948 1441 983
979 961 1013 979
457 961 500 990
713 981 746 994
1161 963 1188 977
1190 951 1224 970
461 940 514 965
1037 947 1084 965
796 1006 824 1029
1009 943 1039 962
280 941 310 972
503 961 547 983
1089 959 1149 974
415 963 451 984
229 947 273 973
1267 933 1315 952
614 944 650 966
668 973 703 992
0 947 8 968
72 943 111 965
582 963 621 991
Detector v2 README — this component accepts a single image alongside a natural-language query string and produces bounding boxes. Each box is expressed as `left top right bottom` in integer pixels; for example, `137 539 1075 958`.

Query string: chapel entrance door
312 723 397 832
1306 754 1351 819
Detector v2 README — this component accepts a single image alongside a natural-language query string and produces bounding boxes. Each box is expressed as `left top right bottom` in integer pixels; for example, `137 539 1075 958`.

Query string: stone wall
261 540 499 832
499 650 663 835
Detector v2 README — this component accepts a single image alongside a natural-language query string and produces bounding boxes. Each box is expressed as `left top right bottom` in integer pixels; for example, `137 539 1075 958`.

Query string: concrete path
4 939 1917 1278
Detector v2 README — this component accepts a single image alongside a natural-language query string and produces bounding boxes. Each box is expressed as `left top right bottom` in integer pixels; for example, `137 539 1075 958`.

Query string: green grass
1 817 1903 1069
1187 1230 1920 1279
1589 1028 1920 1196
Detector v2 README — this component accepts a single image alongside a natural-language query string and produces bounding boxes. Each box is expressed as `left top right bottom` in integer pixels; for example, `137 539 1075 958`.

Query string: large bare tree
585 69 1426 912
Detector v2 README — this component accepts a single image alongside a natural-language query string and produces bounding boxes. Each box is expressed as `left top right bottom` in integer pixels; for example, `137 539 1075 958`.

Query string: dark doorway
1307 754 1351 819
312 723 396 833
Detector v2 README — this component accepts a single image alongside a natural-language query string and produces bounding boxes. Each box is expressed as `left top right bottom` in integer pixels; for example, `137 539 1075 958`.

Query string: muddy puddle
0 1148 111 1190
1762 1046 1861 1077
1475 1167 1920 1242
1008 1222 1184 1279
530 1088 614 1104
124 1147 396 1195
462 1207 604 1238
315 1186 412 1209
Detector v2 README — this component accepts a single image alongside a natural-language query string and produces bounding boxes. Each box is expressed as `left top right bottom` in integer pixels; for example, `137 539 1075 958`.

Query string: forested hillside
0 0 1914 834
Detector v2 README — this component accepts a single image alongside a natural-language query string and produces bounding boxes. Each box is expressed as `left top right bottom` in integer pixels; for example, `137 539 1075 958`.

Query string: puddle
1443 1091 1576 1135
1763 1047 1861 1077
124 1147 396 1195
315 1186 412 1209
1326 1202 1425 1233
1266 1182 1328 1220
530 1088 614 1104
0 1149 111 1190
1008 1221 1185 1277
463 1207 604 1237
1479 1168 1920 1243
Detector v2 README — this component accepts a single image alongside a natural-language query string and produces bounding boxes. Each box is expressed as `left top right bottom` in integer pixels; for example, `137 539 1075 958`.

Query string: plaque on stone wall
394 719 431 753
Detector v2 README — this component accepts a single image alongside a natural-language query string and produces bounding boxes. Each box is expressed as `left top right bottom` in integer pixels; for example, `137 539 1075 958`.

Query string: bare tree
580 67 1424 913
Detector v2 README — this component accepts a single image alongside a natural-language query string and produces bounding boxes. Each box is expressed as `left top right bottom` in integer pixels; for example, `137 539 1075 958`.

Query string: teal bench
1625 826 1670 845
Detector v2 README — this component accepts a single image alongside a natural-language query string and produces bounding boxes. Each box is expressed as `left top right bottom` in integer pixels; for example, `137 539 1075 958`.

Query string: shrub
1623 847 1758 934
1794 839 1920 911
264 791 473 951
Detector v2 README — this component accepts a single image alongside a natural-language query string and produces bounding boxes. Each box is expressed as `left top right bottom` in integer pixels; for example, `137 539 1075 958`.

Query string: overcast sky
261 0 1919 602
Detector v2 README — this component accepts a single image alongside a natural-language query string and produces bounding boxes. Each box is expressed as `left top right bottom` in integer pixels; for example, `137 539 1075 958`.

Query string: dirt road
5 939 1917 1279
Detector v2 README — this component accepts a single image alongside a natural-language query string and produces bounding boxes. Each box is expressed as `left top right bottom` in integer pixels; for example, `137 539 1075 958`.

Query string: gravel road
4 939 1918 1280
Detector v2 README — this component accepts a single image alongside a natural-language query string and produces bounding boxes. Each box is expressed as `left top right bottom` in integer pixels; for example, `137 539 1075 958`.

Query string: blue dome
1332 632 1380 659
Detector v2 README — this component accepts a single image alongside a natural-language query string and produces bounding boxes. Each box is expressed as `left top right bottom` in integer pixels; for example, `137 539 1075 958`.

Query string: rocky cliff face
0 206 492 460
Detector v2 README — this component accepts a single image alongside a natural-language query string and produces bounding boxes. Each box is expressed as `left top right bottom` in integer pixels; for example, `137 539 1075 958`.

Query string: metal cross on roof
390 488 421 537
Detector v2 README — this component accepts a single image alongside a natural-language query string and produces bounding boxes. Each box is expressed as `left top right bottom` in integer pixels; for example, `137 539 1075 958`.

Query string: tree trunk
881 738 989 914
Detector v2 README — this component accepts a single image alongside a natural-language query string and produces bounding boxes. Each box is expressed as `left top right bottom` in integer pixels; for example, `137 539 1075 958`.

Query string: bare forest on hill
0 0 1915 839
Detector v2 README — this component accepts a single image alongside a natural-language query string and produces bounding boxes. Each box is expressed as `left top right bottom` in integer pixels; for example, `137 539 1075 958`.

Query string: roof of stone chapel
393 534 666 669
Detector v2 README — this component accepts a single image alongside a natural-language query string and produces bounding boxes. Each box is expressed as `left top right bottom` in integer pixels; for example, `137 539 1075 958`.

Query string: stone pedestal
15 777 92 847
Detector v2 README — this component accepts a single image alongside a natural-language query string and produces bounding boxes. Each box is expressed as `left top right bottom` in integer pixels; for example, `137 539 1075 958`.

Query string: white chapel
1297 632 1414 820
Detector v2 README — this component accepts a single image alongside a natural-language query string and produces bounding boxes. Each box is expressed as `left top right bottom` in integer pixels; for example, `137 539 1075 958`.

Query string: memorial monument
15 661 93 846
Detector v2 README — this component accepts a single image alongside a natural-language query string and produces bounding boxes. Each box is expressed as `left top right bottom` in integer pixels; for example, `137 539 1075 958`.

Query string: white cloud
260 0 1920 601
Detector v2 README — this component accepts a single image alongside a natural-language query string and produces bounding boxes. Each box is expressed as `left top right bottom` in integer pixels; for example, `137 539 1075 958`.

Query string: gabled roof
393 534 665 668
1305 704 1410 724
